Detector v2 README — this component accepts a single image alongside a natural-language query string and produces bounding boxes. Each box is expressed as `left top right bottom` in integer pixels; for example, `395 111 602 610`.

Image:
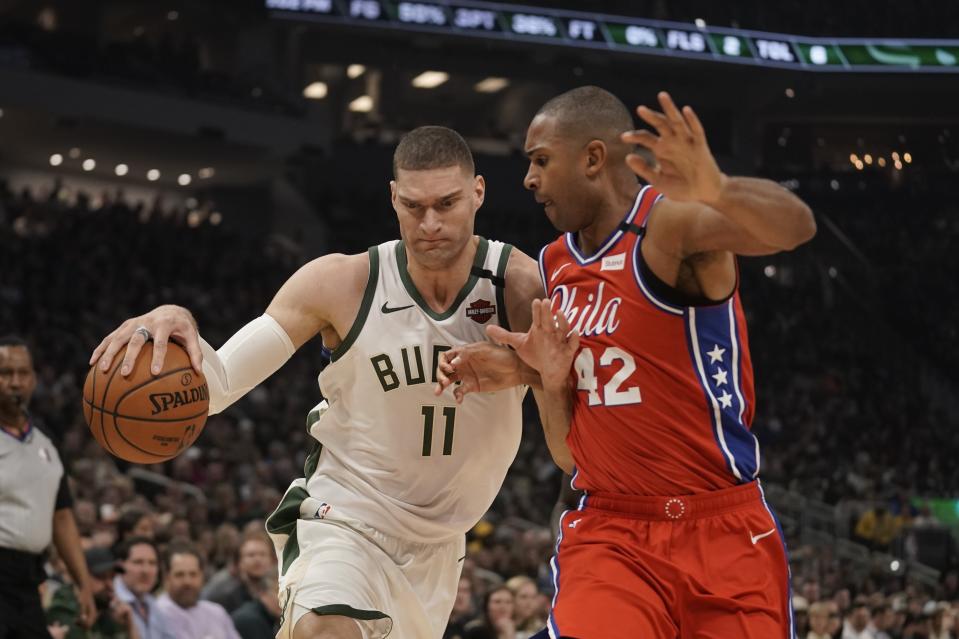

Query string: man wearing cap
0 336 95 638
46 547 141 639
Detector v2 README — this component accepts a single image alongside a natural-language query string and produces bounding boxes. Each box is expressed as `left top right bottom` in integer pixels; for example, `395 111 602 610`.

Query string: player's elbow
781 203 816 251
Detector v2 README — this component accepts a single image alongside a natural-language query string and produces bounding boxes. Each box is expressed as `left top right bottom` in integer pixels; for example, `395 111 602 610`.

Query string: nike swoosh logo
551 262 572 282
750 528 777 544
381 302 415 314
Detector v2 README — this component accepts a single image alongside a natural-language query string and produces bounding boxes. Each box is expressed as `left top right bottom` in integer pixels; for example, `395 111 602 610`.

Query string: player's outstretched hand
621 91 726 205
88 304 203 377
433 342 523 404
487 299 579 391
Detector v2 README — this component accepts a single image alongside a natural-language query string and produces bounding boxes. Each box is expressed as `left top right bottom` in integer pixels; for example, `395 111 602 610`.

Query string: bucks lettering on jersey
305 238 524 542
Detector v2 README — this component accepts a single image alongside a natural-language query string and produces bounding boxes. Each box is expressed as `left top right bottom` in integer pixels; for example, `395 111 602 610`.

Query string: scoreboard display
266 0 959 73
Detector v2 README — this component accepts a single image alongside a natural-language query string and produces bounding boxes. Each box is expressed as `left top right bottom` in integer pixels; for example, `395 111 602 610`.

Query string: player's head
391 126 485 270
0 335 36 416
524 86 635 232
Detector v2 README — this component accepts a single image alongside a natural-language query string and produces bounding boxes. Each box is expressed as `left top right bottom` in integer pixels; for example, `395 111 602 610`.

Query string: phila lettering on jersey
538 186 760 496
301 238 524 542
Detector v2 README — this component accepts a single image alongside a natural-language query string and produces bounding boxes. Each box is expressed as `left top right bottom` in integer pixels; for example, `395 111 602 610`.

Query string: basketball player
435 87 816 638
89 127 548 639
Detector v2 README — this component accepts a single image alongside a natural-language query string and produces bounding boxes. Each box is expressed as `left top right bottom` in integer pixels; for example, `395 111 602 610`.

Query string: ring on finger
134 326 152 342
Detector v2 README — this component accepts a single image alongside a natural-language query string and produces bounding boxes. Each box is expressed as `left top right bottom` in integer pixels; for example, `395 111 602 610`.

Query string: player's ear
473 174 486 208
585 140 607 177
389 180 398 208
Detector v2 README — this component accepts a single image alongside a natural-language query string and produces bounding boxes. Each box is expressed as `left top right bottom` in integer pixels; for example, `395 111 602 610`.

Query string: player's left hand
434 342 522 404
621 91 726 205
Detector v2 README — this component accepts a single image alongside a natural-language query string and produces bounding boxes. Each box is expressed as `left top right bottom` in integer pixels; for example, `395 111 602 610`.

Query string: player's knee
292 612 363 639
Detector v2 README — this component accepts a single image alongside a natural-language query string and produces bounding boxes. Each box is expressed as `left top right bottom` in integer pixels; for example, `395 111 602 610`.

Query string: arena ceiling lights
411 71 449 88
266 0 959 73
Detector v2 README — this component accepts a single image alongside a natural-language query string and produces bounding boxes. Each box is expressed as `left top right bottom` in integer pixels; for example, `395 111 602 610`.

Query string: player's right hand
434 342 523 403
487 299 579 391
88 304 203 377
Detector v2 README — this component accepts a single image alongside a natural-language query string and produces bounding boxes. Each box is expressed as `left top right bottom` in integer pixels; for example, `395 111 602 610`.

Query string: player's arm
501 250 576 473
88 253 365 414
433 249 544 399
622 91 816 258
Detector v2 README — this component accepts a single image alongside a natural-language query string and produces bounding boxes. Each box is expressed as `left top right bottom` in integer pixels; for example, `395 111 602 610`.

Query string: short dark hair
0 335 29 349
392 126 474 178
115 535 159 562
163 541 205 573
535 85 634 144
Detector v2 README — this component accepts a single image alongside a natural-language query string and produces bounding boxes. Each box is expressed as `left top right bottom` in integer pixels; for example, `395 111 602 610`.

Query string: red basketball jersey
539 186 759 496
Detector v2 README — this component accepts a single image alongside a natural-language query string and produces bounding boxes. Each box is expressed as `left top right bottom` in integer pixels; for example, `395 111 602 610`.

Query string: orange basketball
83 341 209 464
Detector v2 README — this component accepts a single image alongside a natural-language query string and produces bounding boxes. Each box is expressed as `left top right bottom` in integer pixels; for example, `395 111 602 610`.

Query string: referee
0 336 94 638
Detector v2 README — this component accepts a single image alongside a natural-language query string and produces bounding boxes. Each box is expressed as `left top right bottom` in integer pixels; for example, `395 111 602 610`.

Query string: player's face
0 346 36 416
524 114 593 233
391 165 484 270
165 553 204 609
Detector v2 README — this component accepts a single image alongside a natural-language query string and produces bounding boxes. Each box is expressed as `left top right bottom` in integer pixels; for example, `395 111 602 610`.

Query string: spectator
116 509 155 543
156 542 240 639
463 585 515 639
808 601 833 639
444 577 476 639
929 602 954 639
855 507 901 551
230 571 281 639
46 546 141 639
201 533 274 613
843 598 875 639
113 537 172 639
0 335 95 637
504 575 546 638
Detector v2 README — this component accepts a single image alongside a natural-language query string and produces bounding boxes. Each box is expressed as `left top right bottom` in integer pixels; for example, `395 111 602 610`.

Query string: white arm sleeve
198 314 297 415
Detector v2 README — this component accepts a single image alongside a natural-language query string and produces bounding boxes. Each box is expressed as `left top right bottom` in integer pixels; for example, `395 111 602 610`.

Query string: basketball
83 341 209 464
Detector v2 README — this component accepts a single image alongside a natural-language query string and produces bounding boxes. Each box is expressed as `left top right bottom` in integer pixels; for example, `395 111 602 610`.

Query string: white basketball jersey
305 238 525 542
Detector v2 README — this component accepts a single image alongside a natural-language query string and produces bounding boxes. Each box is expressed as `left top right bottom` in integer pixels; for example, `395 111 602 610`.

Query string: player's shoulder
501 245 543 297
279 250 374 311
298 251 371 285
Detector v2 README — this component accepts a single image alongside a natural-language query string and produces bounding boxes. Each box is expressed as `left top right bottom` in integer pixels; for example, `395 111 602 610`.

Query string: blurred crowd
2 163 958 639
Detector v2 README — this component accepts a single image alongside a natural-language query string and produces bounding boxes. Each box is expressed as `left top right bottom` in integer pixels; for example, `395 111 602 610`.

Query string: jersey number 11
421 406 456 456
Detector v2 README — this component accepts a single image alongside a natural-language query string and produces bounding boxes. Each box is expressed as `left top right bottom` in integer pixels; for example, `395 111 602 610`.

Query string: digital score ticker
266 0 959 73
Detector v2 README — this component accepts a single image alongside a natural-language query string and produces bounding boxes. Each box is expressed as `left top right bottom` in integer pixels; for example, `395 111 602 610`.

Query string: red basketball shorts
547 481 794 639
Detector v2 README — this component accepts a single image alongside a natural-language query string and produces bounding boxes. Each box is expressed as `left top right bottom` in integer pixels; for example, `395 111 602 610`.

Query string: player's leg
378 526 466 637
292 611 364 639
548 509 678 639
671 495 793 639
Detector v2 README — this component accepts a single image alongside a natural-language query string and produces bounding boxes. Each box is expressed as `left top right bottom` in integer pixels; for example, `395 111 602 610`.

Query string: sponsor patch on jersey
466 299 496 324
601 253 626 271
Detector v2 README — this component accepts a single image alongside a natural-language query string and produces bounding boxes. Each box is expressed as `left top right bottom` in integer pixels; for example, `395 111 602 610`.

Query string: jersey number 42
575 347 642 407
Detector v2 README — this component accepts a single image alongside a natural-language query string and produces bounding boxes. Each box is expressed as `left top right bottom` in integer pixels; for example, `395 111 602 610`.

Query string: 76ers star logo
466 299 496 324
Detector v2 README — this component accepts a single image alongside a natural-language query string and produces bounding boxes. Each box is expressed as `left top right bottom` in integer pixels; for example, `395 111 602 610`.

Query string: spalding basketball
83 341 209 464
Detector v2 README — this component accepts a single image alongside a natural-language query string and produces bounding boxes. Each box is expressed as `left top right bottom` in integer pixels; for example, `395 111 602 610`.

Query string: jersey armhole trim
630 235 685 316
311 604 391 623
495 243 513 331
330 246 380 362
